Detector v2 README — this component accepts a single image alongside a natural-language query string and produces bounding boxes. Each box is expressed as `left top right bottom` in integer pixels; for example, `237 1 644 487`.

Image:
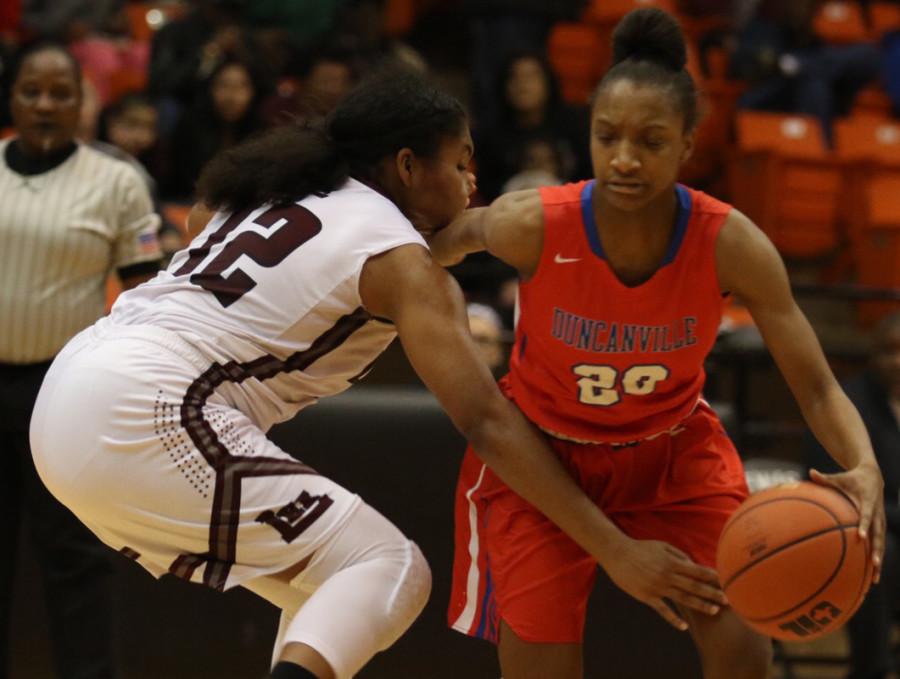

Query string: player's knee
378 540 431 650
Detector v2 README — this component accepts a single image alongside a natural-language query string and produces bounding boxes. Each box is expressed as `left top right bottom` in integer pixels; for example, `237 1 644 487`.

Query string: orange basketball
716 481 873 641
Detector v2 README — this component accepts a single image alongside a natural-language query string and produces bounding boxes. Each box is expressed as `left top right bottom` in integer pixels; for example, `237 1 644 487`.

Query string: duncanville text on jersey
551 307 699 354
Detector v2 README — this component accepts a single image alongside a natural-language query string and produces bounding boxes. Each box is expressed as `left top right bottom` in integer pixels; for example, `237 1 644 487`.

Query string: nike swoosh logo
554 254 581 264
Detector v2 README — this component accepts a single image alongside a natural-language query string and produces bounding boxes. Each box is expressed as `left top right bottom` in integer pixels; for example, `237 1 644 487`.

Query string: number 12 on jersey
572 364 670 406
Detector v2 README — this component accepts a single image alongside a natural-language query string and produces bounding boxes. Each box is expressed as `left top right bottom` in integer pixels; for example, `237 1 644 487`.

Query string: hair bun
611 7 687 71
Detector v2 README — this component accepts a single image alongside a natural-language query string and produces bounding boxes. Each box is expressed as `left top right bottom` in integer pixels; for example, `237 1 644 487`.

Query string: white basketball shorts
30 322 360 592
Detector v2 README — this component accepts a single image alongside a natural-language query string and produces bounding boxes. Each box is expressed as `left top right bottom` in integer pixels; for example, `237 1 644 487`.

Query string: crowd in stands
1 0 899 325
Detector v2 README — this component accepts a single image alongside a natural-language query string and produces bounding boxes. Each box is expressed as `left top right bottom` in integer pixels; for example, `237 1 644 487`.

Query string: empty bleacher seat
730 111 842 258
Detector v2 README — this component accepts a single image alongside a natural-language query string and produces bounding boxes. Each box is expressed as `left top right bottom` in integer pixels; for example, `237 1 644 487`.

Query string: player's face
11 49 82 156
407 130 476 235
590 79 693 211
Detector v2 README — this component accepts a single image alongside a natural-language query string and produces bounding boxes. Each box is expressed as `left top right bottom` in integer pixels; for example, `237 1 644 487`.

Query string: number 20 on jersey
573 364 670 406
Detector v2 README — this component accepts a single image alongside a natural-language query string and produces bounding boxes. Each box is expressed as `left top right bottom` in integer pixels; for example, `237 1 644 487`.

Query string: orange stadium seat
382 0 424 37
850 85 894 118
834 115 900 322
107 67 148 101
547 22 606 105
734 111 827 158
729 111 842 258
582 0 677 25
812 1 871 44
869 2 900 37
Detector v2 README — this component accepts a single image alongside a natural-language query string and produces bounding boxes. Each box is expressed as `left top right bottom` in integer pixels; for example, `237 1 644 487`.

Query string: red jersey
506 180 731 443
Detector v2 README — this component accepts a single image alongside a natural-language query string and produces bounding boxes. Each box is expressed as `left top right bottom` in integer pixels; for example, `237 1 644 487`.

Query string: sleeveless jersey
107 178 426 431
507 180 731 444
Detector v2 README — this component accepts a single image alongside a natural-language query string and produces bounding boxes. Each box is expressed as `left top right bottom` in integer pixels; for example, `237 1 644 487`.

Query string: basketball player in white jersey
30 70 726 679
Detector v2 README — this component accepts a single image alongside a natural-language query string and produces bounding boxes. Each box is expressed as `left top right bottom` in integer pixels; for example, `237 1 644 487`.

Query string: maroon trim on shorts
119 546 141 561
175 307 373 591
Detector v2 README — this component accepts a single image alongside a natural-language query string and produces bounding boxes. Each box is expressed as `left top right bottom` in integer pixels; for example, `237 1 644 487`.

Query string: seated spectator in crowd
20 0 125 43
147 0 263 134
332 0 428 75
262 46 358 124
473 50 590 202
95 91 184 264
164 56 268 201
500 136 565 194
806 311 900 679
463 0 587 127
97 91 165 187
731 0 880 146
66 2 148 107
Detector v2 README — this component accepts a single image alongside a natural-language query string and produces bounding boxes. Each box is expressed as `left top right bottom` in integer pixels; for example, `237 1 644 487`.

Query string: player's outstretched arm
717 210 886 583
427 189 544 277
360 243 727 630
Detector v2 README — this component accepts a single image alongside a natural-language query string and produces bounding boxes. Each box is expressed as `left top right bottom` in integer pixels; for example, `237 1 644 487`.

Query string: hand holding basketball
717 481 874 641
603 536 727 632
809 463 886 584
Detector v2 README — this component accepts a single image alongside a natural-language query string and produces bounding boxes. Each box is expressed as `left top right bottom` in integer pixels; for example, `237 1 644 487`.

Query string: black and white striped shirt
0 139 161 363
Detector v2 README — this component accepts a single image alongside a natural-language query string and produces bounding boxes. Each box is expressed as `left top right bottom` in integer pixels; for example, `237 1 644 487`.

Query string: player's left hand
809 463 885 585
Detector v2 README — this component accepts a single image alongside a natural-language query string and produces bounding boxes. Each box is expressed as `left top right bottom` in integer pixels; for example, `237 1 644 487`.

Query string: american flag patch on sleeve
138 231 160 254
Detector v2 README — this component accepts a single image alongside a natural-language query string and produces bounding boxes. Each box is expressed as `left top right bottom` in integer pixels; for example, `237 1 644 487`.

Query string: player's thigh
498 619 583 679
484 485 597 643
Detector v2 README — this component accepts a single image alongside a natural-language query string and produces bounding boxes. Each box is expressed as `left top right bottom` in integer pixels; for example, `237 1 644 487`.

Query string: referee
0 42 161 678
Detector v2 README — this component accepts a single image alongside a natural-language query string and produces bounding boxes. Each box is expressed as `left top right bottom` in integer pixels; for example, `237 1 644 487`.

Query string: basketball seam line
722 522 854 591
727 525 855 623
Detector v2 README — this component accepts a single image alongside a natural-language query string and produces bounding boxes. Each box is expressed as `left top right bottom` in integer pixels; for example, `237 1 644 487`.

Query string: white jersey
108 178 426 431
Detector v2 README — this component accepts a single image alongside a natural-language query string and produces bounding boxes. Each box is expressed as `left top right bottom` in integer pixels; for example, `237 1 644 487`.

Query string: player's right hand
602 537 727 631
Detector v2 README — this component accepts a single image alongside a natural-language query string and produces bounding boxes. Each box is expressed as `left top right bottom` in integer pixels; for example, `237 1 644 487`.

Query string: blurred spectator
93 91 185 266
20 0 125 42
67 2 149 108
0 40 161 679
500 136 565 194
467 302 507 375
97 91 165 186
473 50 590 202
806 311 900 679
731 0 880 145
164 56 268 201
242 0 344 57
333 0 428 74
147 0 262 134
462 0 587 127
263 46 358 124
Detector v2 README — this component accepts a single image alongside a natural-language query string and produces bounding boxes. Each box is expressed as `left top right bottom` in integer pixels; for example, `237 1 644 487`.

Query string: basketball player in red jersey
432 8 886 679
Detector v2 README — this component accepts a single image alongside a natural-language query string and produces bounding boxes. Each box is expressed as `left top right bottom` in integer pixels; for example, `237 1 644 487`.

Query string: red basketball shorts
447 400 749 644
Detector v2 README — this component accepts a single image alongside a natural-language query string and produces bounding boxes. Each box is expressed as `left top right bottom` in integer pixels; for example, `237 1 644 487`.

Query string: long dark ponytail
196 68 467 212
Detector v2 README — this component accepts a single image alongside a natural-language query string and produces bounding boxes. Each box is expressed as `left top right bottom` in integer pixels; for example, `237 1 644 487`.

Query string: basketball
716 481 873 641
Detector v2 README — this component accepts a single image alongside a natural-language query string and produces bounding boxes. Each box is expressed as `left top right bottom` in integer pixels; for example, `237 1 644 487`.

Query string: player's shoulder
538 180 592 208
681 184 733 217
